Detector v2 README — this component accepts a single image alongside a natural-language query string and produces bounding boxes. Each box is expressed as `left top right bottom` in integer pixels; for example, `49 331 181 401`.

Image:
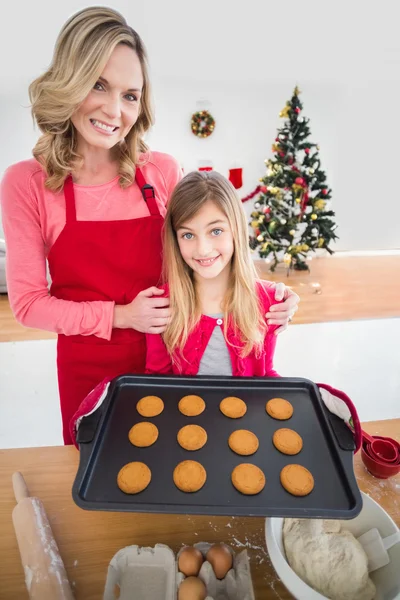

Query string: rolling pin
11 471 75 599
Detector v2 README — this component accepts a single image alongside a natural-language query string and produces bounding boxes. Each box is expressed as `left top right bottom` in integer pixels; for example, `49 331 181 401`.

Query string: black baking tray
72 375 362 519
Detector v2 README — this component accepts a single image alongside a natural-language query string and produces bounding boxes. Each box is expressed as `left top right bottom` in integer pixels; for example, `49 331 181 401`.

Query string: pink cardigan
145 280 281 377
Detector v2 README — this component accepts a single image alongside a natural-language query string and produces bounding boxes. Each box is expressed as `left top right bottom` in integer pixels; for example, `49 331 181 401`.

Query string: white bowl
265 492 400 600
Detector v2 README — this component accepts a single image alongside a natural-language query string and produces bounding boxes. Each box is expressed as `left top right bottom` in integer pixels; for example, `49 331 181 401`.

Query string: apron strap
63 169 161 221
135 167 160 217
64 176 77 223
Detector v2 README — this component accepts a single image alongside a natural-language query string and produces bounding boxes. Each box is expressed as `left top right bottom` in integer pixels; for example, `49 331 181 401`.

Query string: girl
70 171 362 450
145 170 282 377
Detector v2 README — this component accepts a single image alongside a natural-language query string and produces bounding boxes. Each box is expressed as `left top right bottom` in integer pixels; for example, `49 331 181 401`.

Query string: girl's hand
113 287 171 334
266 282 300 334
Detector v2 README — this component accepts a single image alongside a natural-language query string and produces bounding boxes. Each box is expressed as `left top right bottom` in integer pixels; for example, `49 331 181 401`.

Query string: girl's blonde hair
163 171 267 361
29 6 153 192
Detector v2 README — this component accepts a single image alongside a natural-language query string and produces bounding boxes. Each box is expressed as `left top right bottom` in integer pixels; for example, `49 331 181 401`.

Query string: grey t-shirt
197 314 233 376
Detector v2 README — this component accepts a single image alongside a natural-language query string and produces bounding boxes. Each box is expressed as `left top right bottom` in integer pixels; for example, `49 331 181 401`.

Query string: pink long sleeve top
145 280 281 377
0 152 182 340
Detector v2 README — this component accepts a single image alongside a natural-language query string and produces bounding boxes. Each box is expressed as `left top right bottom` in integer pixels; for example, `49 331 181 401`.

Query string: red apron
48 168 163 444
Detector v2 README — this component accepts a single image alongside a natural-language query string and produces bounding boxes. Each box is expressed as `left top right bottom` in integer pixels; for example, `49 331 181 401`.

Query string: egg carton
177 542 255 600
103 542 255 600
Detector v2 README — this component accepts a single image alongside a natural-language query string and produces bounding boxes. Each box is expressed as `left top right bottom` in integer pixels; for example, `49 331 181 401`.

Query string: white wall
1 0 400 251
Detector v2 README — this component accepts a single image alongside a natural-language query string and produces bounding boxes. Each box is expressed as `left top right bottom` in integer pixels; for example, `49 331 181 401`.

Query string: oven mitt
70 376 113 448
70 378 362 453
318 383 362 452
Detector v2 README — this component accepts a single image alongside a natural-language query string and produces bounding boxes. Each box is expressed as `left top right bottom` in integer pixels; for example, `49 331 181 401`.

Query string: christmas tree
249 87 338 271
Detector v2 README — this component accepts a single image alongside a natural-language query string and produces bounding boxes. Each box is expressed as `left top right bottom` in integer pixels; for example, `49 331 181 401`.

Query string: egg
178 576 207 600
205 543 233 579
178 546 204 577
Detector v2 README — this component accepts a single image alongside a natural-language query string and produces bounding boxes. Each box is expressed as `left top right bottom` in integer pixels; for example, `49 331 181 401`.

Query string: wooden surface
0 419 398 600
1 255 400 342
0 295 56 343
256 254 400 325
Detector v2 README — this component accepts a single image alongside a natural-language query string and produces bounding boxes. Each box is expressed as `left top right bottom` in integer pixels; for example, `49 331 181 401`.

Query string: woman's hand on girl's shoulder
113 286 171 334
265 282 300 334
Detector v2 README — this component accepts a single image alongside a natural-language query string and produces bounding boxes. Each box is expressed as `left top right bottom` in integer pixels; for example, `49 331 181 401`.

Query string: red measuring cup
362 430 400 463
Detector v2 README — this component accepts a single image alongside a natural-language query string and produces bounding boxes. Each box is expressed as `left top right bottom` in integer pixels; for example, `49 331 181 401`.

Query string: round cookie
117 462 151 494
280 464 314 496
273 428 303 455
136 395 164 417
220 396 247 419
129 422 159 447
228 430 259 456
177 425 207 451
266 398 293 420
178 395 206 417
231 463 265 495
173 460 207 492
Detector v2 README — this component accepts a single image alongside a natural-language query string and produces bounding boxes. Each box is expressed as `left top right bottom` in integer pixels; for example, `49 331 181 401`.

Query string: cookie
177 425 207 451
178 395 206 417
220 396 247 419
128 422 159 447
266 398 293 420
136 395 164 417
280 464 314 496
231 463 265 495
173 460 207 492
228 430 259 456
273 428 303 455
117 462 151 494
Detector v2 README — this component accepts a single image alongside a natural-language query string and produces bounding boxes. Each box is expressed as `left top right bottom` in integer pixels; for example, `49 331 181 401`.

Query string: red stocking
198 160 213 172
229 167 243 189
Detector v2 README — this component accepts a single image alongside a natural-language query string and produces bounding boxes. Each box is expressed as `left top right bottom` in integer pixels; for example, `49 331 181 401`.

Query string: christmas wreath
191 110 215 138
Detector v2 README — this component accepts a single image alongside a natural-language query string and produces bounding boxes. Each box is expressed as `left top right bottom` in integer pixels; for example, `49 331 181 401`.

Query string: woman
0 7 299 444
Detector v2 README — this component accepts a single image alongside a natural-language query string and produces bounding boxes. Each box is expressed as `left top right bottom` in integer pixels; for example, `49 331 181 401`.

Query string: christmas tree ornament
228 167 243 189
311 214 317 220
305 148 310 154
260 186 267 193
279 104 291 119
191 110 215 138
281 219 287 225
254 202 260 209
289 229 295 236
241 185 261 203
322 188 328 195
257 234 264 242
314 199 326 210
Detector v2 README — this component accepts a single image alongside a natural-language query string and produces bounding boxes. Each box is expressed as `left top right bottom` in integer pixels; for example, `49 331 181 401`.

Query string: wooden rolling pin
11 471 75 599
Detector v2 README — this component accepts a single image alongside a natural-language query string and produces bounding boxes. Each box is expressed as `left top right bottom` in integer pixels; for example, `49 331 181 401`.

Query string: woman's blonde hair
29 6 153 192
163 171 267 362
